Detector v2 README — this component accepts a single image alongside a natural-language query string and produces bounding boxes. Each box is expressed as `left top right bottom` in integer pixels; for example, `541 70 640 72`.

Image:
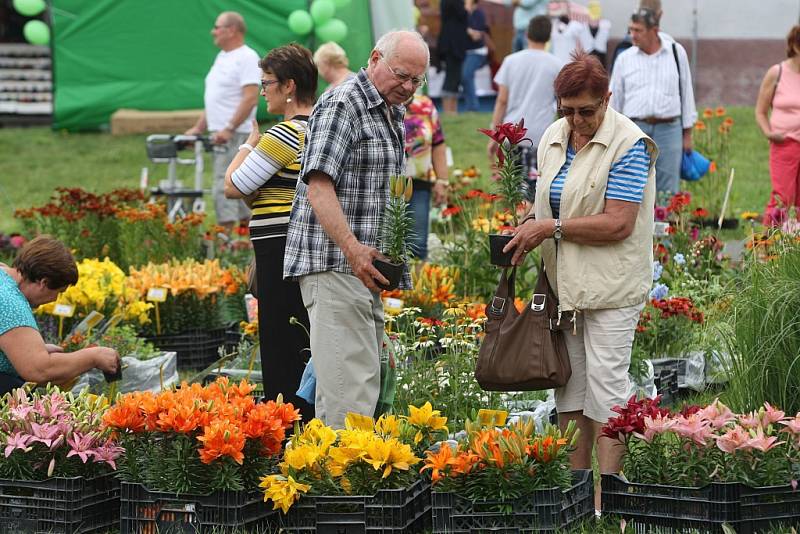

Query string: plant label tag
383 297 404 315
654 222 670 237
146 287 168 302
51 303 75 318
477 409 508 428
244 294 258 323
71 311 105 335
344 413 374 431
100 314 123 333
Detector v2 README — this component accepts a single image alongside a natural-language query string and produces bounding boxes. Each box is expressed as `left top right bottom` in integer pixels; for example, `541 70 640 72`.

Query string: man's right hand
184 127 202 136
343 241 389 293
92 347 121 374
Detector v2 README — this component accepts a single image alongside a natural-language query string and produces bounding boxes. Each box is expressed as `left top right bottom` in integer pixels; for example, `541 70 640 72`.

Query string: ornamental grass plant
718 235 800 416
103 377 298 494
0 386 121 481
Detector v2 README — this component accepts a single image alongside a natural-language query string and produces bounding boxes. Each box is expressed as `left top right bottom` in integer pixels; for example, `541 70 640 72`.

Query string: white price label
146 287 168 302
383 297 404 315
52 303 76 318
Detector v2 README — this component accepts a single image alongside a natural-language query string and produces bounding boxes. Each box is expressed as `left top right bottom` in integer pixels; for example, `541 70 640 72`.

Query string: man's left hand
682 129 693 152
213 128 233 145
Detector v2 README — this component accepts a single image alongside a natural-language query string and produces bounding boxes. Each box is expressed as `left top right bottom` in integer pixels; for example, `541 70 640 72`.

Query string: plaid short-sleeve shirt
284 69 408 284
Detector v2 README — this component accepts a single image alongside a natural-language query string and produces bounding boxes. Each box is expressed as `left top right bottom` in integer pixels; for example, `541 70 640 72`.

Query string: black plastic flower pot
373 258 405 291
489 234 515 266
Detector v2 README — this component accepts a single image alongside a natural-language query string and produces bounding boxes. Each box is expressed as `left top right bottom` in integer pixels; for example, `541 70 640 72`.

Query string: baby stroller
145 134 213 221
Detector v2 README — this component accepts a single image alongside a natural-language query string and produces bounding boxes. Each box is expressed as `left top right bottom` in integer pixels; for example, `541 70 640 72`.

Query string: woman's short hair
259 43 318 104
787 25 800 58
553 51 609 99
314 42 349 69
12 235 78 289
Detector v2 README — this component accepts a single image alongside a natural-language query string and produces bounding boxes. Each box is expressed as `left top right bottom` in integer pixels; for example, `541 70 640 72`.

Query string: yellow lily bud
404 176 413 202
389 175 397 197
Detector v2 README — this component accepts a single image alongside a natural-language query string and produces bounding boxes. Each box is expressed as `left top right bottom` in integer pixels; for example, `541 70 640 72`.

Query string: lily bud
404 176 413 202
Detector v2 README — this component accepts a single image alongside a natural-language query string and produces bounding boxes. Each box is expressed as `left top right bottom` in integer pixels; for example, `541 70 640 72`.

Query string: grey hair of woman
373 30 430 67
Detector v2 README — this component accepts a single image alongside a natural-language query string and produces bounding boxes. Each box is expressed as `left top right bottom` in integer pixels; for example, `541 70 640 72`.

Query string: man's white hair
373 30 430 67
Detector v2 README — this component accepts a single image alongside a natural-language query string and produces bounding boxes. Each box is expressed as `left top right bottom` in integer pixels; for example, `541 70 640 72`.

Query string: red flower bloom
442 205 462 217
693 208 709 218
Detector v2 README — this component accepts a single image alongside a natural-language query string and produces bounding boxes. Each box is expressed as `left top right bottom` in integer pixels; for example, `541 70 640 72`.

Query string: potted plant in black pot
373 175 414 291
479 120 530 266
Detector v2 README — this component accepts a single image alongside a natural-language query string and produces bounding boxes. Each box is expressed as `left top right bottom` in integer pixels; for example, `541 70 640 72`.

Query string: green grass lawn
0 106 770 232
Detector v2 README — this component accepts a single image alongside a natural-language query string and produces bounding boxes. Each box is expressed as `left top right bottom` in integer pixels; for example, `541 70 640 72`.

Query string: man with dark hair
610 7 697 196
487 15 563 199
185 11 260 231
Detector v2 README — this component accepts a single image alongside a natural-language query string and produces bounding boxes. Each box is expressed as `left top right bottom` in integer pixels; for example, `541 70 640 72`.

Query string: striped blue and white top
549 139 650 218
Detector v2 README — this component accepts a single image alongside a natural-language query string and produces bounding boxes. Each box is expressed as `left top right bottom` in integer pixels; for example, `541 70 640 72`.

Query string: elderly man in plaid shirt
284 30 429 429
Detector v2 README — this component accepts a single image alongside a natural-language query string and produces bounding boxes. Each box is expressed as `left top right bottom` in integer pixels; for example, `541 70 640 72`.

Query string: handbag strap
489 267 516 315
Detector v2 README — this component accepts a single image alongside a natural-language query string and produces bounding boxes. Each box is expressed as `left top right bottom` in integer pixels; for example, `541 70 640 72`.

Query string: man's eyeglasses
261 80 280 90
558 98 605 118
381 56 426 88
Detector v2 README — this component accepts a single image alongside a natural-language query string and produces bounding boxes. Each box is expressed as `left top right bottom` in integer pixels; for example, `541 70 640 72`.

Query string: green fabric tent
50 0 376 131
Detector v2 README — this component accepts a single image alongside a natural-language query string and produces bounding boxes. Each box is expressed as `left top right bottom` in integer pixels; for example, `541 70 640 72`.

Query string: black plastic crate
738 482 800 532
120 481 276 534
145 326 228 369
432 469 593 533
602 473 743 533
0 472 119 534
281 478 431 533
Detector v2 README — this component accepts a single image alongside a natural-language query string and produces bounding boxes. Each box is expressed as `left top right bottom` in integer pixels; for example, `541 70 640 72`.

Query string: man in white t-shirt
186 11 260 231
488 15 564 199
549 1 591 64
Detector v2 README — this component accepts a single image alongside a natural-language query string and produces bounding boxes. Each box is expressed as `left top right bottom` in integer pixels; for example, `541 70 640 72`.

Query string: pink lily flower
9 404 34 421
635 414 677 443
90 440 124 470
66 432 97 463
673 414 714 446
716 425 750 454
4 432 33 457
762 402 786 426
779 414 800 435
698 399 736 429
29 422 62 448
738 411 762 429
744 426 784 453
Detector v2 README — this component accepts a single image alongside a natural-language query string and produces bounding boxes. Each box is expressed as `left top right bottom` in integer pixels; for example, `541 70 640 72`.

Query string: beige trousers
299 271 383 429
554 303 644 423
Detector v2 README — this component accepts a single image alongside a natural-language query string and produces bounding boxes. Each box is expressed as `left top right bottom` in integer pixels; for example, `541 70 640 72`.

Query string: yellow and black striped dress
230 117 307 240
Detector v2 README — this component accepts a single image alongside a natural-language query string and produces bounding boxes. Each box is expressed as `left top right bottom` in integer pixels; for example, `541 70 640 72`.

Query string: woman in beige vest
503 52 658 508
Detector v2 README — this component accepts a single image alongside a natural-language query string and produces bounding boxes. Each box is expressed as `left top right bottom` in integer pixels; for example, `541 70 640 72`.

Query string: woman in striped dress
224 43 316 421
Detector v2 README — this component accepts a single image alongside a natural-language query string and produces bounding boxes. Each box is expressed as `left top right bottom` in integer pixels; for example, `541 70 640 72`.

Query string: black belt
633 116 680 125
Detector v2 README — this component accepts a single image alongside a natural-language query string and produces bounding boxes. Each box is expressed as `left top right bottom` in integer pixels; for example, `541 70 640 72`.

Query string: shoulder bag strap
672 43 683 123
489 267 516 316
772 62 783 106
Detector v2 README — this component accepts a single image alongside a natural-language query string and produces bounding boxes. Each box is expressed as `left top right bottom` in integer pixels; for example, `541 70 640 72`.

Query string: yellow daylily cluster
470 211 515 234
404 264 459 310
127 258 242 300
37 258 152 325
260 406 448 513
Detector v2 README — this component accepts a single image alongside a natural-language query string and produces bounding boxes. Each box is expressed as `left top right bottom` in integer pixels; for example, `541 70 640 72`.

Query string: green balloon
315 18 347 43
333 0 351 8
287 10 313 36
13 0 46 17
310 0 335 25
23 20 50 45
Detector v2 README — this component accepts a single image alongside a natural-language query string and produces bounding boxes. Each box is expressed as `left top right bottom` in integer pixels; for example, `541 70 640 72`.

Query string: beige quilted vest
533 108 658 312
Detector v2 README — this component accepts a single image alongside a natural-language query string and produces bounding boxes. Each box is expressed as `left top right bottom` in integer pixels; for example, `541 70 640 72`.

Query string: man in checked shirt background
284 30 429 429
609 7 697 198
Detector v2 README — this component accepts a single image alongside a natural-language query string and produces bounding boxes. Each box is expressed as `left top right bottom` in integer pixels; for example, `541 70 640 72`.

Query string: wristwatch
553 219 563 242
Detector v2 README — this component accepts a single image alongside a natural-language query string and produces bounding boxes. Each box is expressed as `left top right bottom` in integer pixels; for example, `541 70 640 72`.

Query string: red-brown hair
553 51 609 99
788 25 800 58
13 235 78 289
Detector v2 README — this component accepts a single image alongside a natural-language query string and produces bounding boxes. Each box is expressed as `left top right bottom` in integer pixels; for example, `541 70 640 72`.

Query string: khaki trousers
299 271 383 429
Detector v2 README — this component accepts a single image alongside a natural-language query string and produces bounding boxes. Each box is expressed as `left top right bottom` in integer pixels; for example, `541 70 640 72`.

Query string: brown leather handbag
475 264 573 391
